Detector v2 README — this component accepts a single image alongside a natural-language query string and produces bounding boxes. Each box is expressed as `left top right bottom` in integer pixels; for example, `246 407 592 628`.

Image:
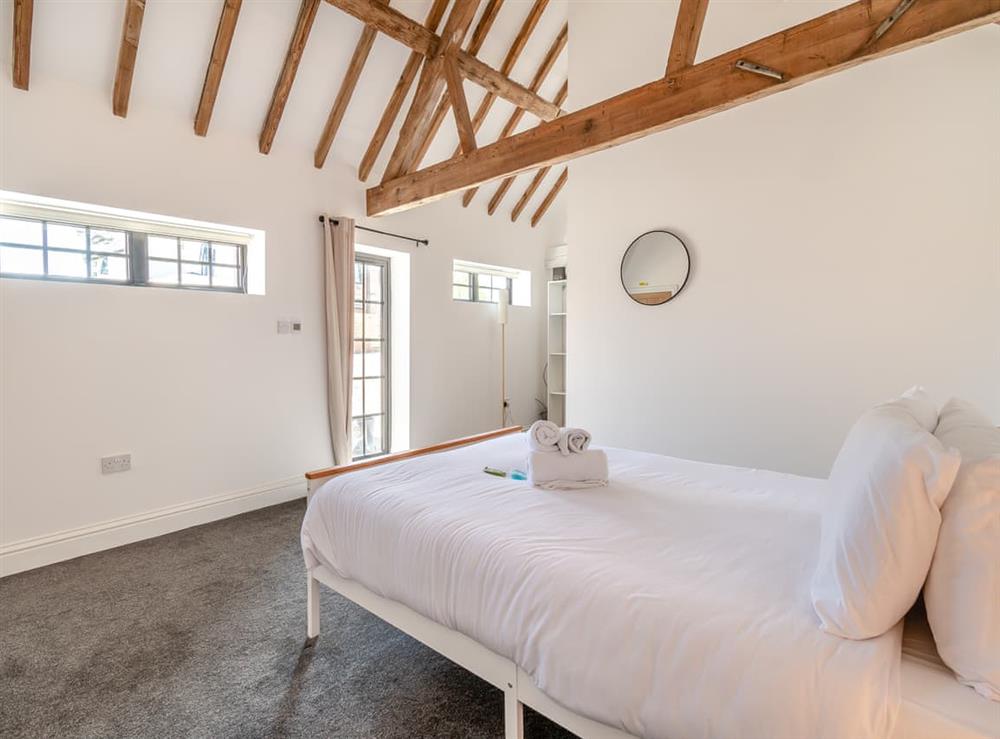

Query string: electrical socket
101 454 131 474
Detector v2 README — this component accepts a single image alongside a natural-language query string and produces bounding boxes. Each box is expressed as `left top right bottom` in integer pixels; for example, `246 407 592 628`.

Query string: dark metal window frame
0 214 247 294
352 253 391 460
452 268 513 304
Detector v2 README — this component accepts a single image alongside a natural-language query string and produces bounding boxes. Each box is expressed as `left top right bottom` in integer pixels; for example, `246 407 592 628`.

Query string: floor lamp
498 288 510 427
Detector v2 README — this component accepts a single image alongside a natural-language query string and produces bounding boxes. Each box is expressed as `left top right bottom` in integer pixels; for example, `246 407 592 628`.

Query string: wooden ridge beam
530 166 567 227
488 79 567 216
112 0 146 117
381 0 480 182
325 0 556 125
462 24 567 207
358 0 450 182
12 0 33 90
315 0 388 168
259 0 320 154
368 0 1000 216
195 0 242 136
401 0 507 176
665 0 710 76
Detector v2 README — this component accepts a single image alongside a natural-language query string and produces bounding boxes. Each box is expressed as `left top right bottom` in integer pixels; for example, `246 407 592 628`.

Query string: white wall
566 2 1000 477
0 4 565 572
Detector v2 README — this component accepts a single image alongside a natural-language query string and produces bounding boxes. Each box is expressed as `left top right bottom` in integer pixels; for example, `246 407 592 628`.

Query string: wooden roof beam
259 0 320 154
368 0 1000 216
358 0 450 182
380 0 480 181
530 166 567 227
315 0 388 168
445 55 477 154
12 0 33 90
665 0 710 77
462 24 566 207
324 0 557 122
488 79 567 215
195 0 243 136
408 0 548 173
112 0 146 117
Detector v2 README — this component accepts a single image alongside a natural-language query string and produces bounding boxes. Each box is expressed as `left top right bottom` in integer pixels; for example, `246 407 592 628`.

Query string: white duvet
302 435 902 739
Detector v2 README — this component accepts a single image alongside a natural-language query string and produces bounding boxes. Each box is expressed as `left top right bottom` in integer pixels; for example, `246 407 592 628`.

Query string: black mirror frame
620 229 691 306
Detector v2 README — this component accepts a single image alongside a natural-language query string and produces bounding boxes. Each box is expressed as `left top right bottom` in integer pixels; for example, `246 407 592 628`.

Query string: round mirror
620 230 690 305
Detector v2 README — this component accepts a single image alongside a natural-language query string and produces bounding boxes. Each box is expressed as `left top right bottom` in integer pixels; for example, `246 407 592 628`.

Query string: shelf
549 279 567 285
549 391 566 396
549 352 566 356
549 312 567 317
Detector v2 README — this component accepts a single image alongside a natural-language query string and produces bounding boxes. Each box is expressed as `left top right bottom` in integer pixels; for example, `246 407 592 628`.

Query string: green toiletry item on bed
483 466 508 478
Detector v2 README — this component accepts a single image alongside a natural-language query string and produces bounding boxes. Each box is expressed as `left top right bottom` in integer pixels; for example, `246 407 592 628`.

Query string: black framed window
352 254 390 459
452 268 512 304
0 214 246 293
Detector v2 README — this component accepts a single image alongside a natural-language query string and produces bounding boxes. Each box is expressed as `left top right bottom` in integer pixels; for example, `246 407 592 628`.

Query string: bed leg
306 573 320 639
503 683 524 739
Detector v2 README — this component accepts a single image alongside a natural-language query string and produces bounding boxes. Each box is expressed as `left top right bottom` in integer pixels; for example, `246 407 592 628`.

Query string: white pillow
885 385 938 432
925 398 1000 700
811 397 960 639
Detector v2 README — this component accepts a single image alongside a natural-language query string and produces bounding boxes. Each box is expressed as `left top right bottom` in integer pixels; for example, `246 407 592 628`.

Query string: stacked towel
527 449 608 490
526 421 607 489
528 420 561 453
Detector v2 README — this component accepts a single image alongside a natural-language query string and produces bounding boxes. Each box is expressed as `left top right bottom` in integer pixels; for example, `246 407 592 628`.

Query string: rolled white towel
557 427 592 456
527 420 561 453
527 449 608 490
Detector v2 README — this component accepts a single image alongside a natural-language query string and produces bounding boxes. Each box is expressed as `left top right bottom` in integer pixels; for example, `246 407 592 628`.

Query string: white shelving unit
547 279 567 426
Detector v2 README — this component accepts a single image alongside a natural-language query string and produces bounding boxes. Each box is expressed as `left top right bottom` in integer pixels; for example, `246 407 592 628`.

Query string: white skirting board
0 476 306 577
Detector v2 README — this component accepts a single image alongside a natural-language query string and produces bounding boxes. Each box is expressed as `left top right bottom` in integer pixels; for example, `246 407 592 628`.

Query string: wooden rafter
368 0 1000 216
444 55 477 154
324 0 557 123
259 0 320 155
112 0 146 117
381 0 480 182
12 0 33 90
462 23 567 207
510 166 549 222
195 0 242 137
315 0 388 168
488 79 567 216
358 0 450 182
530 167 567 227
665 0 710 77
409 0 546 174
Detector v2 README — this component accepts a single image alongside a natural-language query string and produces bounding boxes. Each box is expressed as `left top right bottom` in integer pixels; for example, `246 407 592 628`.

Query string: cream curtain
323 216 355 464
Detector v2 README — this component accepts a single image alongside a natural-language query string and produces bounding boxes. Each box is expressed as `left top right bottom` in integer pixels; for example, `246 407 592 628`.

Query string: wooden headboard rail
305 425 523 484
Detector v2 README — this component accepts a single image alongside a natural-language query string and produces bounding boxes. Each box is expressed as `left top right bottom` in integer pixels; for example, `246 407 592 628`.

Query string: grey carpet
0 501 576 738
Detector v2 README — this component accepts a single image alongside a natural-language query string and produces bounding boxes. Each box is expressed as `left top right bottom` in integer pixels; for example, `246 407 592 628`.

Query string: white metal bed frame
304 426 634 739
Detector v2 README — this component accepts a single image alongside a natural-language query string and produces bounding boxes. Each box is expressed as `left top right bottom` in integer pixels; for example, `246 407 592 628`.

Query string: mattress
897 611 999 739
301 433 993 739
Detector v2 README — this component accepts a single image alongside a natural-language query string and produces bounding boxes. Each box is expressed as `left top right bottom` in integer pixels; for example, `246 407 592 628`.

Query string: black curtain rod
318 215 428 247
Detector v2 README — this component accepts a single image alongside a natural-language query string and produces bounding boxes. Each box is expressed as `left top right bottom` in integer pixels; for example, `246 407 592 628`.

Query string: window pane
181 262 210 286
48 250 87 278
365 263 382 302
363 341 382 378
478 287 496 302
148 236 178 259
365 415 383 455
453 285 470 300
351 417 364 458
212 243 239 265
148 258 179 285
90 254 128 281
352 379 363 416
90 229 127 254
0 245 44 275
364 378 382 414
453 270 470 286
354 263 363 300
0 217 43 246
363 303 382 339
212 265 239 288
180 239 211 262
353 302 364 338
47 223 87 250
352 340 363 379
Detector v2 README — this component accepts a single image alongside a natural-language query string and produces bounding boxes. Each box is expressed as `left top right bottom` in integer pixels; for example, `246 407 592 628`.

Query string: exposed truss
367 0 1000 216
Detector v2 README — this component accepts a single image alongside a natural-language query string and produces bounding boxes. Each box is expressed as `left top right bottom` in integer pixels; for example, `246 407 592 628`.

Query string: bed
301 428 999 739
